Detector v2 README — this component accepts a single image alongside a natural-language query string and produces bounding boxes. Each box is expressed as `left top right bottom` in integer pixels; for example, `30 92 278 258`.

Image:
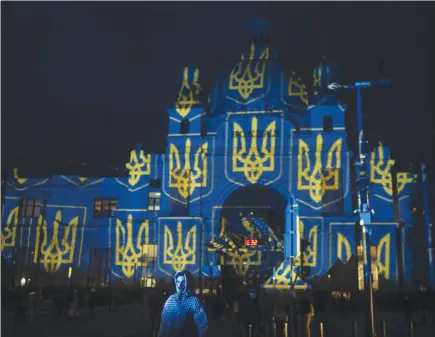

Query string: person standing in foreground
158 271 208 337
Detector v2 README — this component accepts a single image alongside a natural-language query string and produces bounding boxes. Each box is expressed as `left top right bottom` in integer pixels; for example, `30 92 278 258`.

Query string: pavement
2 303 238 337
2 304 435 337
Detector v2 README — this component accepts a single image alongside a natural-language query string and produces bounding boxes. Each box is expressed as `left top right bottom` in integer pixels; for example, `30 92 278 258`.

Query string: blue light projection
1 22 428 289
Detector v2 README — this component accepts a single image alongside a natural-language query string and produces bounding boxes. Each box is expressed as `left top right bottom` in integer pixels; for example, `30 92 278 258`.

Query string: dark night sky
1 2 435 179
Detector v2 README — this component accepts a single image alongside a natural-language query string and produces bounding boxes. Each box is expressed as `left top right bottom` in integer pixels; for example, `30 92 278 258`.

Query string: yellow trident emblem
175 67 201 118
125 146 151 187
377 233 391 279
232 117 276 184
298 134 342 203
288 71 308 105
13 168 27 184
336 232 391 279
266 261 308 290
229 43 269 99
294 220 318 267
226 248 262 276
313 61 323 95
1 207 19 252
337 233 352 262
164 222 196 272
275 264 299 286
34 211 78 273
169 139 208 199
370 143 414 196
115 215 149 278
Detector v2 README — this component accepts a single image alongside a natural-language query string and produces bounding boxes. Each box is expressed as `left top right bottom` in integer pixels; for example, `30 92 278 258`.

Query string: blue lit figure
158 271 208 337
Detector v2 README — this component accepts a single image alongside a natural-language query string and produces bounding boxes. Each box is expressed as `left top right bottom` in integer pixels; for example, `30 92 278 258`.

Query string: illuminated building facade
1 22 432 290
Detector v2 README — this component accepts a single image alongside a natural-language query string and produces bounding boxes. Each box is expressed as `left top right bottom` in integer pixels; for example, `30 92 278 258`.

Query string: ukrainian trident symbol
313 61 323 96
1 206 19 252
288 71 308 105
337 233 352 263
336 231 391 279
232 117 276 184
169 139 208 199
370 143 414 197
264 261 308 290
229 43 269 100
175 67 201 118
34 211 78 273
294 220 318 267
377 233 391 279
115 215 149 278
226 249 262 277
298 134 342 203
125 145 151 187
164 222 197 272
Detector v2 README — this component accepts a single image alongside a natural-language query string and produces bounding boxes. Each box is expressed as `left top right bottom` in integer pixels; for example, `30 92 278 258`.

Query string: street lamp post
328 78 391 337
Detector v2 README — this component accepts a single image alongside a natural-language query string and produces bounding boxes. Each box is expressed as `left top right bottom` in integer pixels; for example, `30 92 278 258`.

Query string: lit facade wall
1 25 423 289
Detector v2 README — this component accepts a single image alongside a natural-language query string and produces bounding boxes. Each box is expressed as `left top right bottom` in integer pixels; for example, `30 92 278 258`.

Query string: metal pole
35 195 48 288
355 85 375 337
300 234 304 280
327 79 390 337
366 228 376 337
319 322 324 337
391 165 405 290
272 317 277 337
381 321 386 337
408 320 414 337
284 319 288 337
248 324 252 337
356 87 364 159
353 321 358 337
199 218 203 296
421 163 435 284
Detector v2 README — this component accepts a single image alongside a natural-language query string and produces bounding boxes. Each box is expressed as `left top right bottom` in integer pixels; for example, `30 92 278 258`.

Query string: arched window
323 116 333 132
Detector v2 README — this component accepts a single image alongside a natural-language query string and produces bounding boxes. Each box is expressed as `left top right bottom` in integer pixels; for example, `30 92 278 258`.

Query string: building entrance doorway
220 184 287 239
215 185 289 285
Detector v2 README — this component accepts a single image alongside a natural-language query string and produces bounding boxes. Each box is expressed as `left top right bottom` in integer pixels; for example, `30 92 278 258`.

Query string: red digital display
245 239 258 246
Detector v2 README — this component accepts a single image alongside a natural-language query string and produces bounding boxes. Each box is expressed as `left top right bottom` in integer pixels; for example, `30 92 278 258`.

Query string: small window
21 199 42 218
148 192 161 212
94 199 117 217
180 119 190 134
201 122 208 137
323 116 333 132
295 124 301 134
149 179 161 188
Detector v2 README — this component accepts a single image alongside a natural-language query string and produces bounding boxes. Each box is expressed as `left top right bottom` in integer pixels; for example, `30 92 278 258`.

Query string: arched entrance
216 184 300 260
211 184 302 291
219 185 287 238
215 184 300 268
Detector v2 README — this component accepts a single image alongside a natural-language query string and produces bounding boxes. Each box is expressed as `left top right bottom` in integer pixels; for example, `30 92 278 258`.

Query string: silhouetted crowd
2 280 435 337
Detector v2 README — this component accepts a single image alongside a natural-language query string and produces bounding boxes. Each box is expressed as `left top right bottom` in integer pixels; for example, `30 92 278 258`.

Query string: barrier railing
267 316 420 337
409 320 414 337
353 321 358 337
272 317 276 337
381 320 386 337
